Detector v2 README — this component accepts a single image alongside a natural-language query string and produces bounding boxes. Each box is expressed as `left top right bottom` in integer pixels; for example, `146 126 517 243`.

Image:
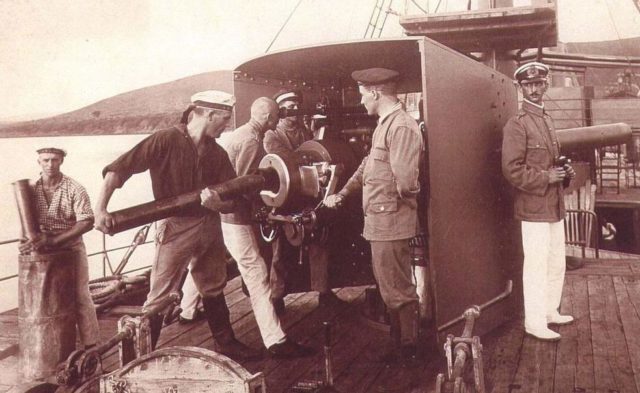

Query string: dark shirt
103 125 236 216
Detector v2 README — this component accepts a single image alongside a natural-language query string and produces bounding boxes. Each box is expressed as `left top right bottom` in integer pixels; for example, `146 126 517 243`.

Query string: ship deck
1 247 640 392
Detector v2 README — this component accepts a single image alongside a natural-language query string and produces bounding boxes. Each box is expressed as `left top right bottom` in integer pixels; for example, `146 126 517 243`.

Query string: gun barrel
557 123 632 152
107 173 271 235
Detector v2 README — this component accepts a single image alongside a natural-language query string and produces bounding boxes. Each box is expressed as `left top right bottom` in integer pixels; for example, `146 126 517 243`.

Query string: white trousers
180 271 200 319
412 265 429 320
521 220 566 331
221 223 286 348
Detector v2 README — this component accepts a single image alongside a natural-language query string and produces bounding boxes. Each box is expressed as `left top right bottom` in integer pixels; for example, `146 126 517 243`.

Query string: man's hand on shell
94 211 115 233
200 188 225 212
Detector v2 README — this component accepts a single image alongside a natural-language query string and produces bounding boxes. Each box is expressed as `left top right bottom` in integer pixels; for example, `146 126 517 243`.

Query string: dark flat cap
351 68 400 86
36 147 66 157
514 62 549 84
273 88 302 105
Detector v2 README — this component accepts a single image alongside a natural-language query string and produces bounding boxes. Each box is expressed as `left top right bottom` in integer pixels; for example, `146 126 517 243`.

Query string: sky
1 0 639 121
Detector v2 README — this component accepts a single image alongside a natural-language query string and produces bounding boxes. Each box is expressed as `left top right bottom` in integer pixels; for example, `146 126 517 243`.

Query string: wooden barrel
18 249 78 382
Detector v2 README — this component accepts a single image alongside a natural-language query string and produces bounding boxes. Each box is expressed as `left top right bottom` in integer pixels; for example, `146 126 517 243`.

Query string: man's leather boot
376 302 422 392
379 308 401 364
397 301 421 366
148 313 164 350
202 295 263 361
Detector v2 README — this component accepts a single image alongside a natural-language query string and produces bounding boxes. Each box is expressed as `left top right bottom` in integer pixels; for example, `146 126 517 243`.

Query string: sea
0 134 159 313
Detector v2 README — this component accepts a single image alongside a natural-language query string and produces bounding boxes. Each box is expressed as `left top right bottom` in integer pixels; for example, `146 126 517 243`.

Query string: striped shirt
34 174 94 232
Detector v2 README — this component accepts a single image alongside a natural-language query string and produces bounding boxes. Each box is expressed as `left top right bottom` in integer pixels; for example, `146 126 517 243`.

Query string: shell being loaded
18 249 78 383
105 171 277 235
104 139 355 235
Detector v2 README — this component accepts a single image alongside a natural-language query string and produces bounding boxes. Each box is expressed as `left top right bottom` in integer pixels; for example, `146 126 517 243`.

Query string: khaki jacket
263 122 311 158
339 107 423 241
501 100 565 222
219 119 265 225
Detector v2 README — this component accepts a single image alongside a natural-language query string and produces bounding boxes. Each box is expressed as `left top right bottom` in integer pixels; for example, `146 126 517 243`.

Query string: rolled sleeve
72 184 94 222
102 132 163 185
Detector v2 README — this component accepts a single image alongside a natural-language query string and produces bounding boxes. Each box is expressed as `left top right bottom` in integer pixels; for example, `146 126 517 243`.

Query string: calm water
0 134 159 312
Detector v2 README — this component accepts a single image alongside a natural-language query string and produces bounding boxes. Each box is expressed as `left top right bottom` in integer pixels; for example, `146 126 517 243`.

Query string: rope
434 0 443 13
603 0 632 65
265 0 304 53
411 0 428 14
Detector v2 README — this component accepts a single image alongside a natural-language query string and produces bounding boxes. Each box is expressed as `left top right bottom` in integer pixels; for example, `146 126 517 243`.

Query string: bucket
18 249 78 382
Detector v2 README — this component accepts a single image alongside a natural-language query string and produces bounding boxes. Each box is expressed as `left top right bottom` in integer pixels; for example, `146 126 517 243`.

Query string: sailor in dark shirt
94 90 262 361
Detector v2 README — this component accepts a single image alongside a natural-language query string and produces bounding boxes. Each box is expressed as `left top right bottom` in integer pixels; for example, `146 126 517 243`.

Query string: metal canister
18 249 78 382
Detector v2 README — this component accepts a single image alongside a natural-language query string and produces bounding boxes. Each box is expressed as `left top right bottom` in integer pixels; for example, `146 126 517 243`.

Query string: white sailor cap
273 89 303 106
190 90 236 112
36 147 66 157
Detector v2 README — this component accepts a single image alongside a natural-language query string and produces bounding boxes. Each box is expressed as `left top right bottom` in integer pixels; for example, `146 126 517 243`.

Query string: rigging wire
602 0 631 65
265 0 304 53
433 0 443 13
411 0 429 14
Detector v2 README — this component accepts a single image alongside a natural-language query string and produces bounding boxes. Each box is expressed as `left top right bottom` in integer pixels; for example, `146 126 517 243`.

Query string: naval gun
102 33 635 347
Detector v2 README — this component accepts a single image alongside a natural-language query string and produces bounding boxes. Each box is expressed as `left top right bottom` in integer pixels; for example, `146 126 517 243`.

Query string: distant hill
3 36 639 138
0 70 233 137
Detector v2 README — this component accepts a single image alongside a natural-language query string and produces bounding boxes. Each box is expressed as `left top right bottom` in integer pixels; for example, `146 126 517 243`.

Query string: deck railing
0 231 154 284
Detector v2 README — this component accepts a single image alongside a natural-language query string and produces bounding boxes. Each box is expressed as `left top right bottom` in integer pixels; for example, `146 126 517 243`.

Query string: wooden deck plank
481 317 525 393
510 336 557 393
327 318 396 391
570 275 596 392
335 338 387 393
566 260 636 276
0 352 20 387
568 267 637 276
553 275 578 393
242 291 332 388
99 276 247 371
6 247 640 392
265 288 368 391
588 275 637 393
145 289 315 388
614 276 640 392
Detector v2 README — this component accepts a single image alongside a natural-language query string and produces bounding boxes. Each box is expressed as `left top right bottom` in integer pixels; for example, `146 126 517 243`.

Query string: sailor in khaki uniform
265 89 343 315
325 68 423 363
263 89 312 157
502 62 576 341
